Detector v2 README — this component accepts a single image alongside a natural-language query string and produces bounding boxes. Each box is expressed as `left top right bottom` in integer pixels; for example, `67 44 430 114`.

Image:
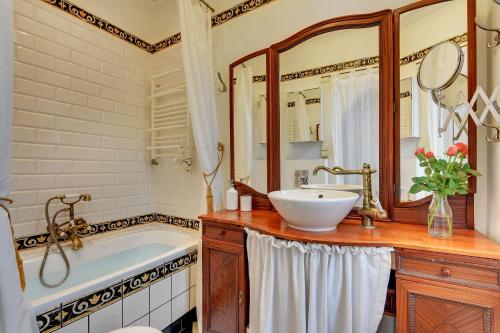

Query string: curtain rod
199 0 215 12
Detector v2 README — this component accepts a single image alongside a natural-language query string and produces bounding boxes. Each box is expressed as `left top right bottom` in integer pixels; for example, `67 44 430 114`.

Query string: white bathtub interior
22 223 198 314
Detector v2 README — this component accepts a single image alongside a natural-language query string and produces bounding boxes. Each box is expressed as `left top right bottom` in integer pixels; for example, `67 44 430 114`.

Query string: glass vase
428 192 453 237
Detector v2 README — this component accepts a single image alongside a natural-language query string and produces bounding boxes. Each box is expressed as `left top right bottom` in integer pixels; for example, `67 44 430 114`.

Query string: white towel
0 210 38 333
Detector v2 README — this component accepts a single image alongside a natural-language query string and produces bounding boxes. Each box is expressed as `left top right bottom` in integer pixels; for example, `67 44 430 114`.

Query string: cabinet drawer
397 254 500 291
203 224 244 245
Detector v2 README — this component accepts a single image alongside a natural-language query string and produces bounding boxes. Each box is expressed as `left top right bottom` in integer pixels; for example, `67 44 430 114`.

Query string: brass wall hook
475 17 500 48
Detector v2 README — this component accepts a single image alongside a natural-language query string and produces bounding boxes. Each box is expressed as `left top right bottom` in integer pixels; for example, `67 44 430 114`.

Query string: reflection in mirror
233 54 267 193
286 88 322 142
399 0 468 202
279 26 380 200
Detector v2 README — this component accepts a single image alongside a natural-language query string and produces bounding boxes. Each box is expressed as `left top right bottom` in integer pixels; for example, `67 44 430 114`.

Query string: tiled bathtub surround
11 0 154 238
36 250 198 333
15 213 200 250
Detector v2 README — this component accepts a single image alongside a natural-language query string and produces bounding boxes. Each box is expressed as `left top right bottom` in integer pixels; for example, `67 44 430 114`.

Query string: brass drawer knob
441 267 452 277
219 230 226 236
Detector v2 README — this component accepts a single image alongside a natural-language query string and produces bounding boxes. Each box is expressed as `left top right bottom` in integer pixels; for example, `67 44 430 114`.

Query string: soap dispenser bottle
226 180 238 210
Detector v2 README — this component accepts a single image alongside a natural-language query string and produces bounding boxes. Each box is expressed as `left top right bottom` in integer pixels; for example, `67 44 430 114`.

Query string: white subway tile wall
11 0 155 237
151 46 204 219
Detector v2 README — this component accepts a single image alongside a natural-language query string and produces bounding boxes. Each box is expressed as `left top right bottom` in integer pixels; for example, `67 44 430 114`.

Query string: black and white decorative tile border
253 74 267 83
39 0 276 53
287 98 321 108
211 0 276 26
16 213 199 251
280 55 379 81
153 32 182 53
41 0 154 53
400 32 467 66
36 250 197 332
400 91 411 98
156 214 200 231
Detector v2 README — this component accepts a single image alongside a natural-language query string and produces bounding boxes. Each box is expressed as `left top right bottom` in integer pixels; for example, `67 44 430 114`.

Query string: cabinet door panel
203 240 244 333
397 279 500 333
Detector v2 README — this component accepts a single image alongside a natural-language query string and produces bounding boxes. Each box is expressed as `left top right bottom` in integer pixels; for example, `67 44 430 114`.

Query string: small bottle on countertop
226 180 238 210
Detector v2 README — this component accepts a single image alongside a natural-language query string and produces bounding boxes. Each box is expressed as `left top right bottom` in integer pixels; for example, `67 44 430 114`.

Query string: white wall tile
58 317 88 333
11 0 157 237
150 301 171 331
35 38 71 61
123 288 149 326
126 314 149 327
150 276 171 310
55 59 87 80
14 13 55 40
15 77 55 98
171 291 189 323
172 268 189 298
89 300 122 333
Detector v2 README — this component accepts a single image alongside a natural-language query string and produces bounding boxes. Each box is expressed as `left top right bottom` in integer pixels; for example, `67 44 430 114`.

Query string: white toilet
108 327 162 333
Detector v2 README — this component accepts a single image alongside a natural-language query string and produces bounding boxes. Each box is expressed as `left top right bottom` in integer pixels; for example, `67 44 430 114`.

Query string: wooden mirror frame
393 0 477 229
268 10 394 218
229 48 274 209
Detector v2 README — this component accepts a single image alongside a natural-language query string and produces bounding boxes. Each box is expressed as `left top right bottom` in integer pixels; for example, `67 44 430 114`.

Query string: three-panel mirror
229 0 475 225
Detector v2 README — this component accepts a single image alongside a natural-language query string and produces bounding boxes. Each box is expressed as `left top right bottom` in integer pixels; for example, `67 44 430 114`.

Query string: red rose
425 151 434 159
447 145 459 156
414 147 425 156
455 142 468 156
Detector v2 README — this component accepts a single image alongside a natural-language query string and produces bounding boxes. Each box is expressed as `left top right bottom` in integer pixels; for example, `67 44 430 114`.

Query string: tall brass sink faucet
312 163 388 228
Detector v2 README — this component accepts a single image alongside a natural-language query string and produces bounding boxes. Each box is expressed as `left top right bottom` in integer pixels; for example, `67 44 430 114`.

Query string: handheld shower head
61 193 92 201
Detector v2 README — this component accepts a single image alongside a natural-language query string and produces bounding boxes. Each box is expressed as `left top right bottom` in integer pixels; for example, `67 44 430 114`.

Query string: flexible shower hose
39 199 71 288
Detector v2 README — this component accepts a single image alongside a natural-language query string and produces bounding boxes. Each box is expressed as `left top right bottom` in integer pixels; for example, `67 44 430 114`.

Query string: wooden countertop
199 210 500 260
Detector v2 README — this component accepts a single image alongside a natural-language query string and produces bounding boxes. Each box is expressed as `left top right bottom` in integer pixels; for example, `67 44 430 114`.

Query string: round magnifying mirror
431 73 468 109
417 41 464 92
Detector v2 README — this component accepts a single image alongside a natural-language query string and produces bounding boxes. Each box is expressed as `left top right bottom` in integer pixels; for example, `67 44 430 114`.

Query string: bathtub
21 223 199 332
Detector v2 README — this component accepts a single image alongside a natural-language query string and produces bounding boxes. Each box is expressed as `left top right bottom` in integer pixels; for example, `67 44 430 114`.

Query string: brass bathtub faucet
312 163 388 228
40 193 92 288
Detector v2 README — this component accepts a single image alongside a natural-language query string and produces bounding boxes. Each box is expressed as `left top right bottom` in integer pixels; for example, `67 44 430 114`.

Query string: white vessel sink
268 189 359 232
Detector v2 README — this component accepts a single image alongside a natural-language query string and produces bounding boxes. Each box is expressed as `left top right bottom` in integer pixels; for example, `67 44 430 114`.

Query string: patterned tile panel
16 213 157 251
36 249 198 332
37 306 62 333
156 214 200 231
122 263 165 297
61 282 123 326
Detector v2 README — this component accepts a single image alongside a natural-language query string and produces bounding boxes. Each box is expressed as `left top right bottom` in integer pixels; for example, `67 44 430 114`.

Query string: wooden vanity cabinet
202 221 247 333
396 249 500 333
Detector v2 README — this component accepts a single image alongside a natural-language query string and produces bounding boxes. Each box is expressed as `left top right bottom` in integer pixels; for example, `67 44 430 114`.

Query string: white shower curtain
177 0 222 329
178 0 223 212
0 0 37 332
246 229 392 333
235 67 253 182
330 71 379 187
294 93 311 141
256 94 266 143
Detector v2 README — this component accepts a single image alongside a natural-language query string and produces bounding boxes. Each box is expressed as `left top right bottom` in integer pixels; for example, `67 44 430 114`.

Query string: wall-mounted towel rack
148 68 193 166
